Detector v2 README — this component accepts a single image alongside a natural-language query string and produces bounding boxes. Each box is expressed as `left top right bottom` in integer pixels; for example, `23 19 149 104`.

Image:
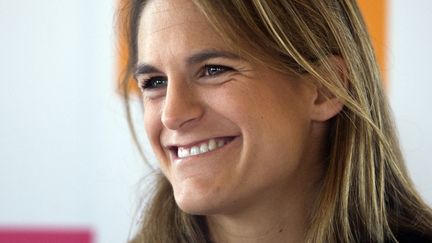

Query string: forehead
137 0 227 63
139 0 197 31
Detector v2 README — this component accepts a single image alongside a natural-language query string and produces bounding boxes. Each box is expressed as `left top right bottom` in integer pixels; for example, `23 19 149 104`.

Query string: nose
161 80 204 130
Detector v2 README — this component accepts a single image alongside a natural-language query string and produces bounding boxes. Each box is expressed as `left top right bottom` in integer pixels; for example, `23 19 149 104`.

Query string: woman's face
137 0 324 215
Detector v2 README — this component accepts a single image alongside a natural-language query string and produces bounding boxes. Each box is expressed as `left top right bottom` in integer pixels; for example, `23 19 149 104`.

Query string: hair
117 0 432 242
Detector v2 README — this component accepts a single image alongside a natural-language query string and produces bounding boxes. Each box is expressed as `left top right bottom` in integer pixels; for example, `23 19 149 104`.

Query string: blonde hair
118 0 432 242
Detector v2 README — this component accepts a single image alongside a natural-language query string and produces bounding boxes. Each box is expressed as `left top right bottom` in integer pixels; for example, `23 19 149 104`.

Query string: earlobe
310 56 347 122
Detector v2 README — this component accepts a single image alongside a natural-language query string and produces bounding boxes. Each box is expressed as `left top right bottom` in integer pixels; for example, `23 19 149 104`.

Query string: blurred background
0 0 431 242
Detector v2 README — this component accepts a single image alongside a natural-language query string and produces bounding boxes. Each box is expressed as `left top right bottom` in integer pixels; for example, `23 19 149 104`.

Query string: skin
136 0 343 242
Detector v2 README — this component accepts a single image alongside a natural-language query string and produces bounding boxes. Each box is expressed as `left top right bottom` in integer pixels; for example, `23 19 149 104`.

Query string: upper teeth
177 138 226 159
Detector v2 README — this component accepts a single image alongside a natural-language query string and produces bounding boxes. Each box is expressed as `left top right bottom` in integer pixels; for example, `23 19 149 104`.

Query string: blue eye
204 65 233 76
140 76 167 90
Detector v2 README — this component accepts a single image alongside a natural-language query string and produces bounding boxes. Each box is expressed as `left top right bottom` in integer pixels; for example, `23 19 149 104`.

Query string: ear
310 56 347 122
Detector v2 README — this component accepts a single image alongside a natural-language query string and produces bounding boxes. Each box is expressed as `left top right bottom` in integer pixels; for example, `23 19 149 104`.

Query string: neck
206 169 321 243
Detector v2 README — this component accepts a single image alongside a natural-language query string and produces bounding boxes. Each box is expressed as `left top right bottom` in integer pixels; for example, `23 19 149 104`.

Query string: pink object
0 228 93 243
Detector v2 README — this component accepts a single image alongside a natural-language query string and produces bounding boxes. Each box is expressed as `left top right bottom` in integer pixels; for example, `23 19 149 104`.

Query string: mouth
168 136 237 160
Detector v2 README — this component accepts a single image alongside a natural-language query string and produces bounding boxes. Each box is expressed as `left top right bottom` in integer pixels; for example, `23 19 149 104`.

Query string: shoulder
393 229 432 243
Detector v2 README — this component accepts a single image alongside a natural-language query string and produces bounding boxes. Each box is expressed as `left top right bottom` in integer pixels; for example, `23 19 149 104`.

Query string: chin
175 196 214 215
172 185 226 215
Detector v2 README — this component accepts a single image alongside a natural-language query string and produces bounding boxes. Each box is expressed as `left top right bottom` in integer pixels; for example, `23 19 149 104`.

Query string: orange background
358 0 388 85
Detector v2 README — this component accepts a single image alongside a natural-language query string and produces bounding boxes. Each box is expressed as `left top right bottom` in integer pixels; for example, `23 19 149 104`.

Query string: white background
0 1 431 242
389 0 432 206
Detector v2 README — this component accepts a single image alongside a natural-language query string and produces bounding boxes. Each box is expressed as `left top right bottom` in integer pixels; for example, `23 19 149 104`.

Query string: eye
204 65 233 76
139 76 167 90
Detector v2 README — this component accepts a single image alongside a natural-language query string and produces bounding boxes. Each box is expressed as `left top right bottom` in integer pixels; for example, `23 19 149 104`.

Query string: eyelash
138 64 233 90
140 76 167 90
203 64 233 76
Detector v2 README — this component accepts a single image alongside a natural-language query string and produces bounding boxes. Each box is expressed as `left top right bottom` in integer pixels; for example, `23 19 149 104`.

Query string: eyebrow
186 49 241 65
134 64 161 78
134 49 241 77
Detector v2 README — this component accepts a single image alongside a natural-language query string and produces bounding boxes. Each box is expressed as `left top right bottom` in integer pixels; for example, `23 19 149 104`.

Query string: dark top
394 230 432 243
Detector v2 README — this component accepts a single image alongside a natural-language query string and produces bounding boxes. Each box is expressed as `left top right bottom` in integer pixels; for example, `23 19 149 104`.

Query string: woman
119 0 432 242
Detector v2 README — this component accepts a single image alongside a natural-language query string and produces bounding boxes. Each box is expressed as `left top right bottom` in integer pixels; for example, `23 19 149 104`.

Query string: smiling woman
118 0 432 243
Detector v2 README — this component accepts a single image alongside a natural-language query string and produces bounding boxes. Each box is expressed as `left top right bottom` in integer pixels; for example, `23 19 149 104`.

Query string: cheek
143 103 164 153
206 85 259 123
143 105 174 179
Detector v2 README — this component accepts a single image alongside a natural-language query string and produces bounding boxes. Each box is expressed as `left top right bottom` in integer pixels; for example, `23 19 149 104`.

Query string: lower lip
172 136 240 165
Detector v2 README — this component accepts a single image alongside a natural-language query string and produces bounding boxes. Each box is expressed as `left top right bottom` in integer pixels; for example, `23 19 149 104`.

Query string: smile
176 137 235 159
